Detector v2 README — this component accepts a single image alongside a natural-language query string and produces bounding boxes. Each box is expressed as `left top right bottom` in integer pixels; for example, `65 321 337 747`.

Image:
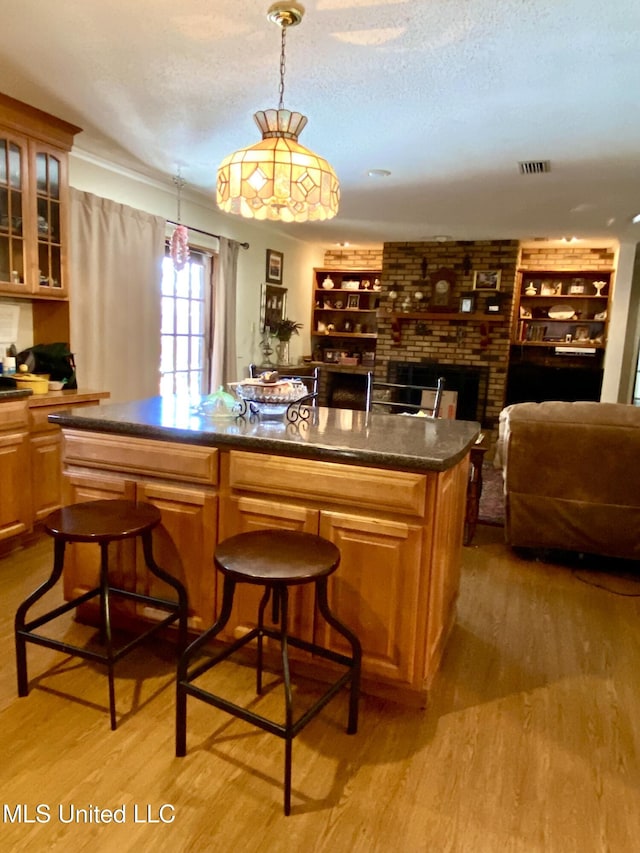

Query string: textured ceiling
1 0 639 248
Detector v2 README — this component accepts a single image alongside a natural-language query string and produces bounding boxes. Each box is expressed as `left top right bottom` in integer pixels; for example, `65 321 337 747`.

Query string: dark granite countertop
49 396 481 473
0 388 32 400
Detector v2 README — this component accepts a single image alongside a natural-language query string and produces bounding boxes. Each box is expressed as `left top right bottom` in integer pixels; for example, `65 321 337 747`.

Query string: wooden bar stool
176 529 361 815
15 499 188 730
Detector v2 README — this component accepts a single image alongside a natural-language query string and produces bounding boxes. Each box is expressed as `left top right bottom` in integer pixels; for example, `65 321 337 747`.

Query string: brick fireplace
323 243 616 429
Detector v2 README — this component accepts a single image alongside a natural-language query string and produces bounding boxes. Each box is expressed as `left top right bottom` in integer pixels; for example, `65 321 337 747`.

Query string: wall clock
429 267 456 310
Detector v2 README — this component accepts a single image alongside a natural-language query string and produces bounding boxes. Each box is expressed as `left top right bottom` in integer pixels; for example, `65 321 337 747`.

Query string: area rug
478 460 505 527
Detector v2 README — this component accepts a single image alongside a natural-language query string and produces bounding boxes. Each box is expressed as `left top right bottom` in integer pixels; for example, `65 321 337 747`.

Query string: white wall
68 153 325 380
601 241 640 402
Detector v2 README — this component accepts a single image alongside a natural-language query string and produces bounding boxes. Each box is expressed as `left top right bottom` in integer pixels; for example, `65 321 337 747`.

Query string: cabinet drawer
227 451 427 516
0 400 29 431
63 430 219 485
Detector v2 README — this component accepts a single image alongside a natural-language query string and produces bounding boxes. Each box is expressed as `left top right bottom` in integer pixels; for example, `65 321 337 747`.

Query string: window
160 248 212 396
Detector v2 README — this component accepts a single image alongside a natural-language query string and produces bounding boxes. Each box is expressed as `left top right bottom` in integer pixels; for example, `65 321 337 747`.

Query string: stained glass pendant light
216 2 340 223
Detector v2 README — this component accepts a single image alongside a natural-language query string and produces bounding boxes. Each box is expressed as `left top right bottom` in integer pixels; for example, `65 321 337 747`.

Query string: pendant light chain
278 24 287 111
173 172 186 223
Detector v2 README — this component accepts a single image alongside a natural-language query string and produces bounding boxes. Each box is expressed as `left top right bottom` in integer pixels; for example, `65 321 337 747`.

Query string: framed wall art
261 284 287 333
265 249 284 284
472 270 501 291
459 293 476 313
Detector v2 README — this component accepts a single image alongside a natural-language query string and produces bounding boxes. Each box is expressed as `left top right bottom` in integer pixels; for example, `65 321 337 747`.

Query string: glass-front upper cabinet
33 146 65 295
0 134 28 294
0 93 80 301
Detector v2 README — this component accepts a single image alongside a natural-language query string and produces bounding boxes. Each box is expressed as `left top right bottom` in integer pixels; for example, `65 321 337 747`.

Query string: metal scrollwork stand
234 391 318 425
285 391 317 423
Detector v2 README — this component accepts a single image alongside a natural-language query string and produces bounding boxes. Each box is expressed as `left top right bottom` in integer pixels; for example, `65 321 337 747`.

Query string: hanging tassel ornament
170 173 190 270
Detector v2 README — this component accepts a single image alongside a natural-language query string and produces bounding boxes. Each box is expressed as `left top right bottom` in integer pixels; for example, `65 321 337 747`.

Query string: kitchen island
50 397 479 706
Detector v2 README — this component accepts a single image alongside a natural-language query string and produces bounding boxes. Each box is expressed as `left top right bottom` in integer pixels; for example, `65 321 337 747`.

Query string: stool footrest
183 668 352 741
184 625 355 686
22 587 101 632
180 624 356 740
22 586 181 634
18 609 182 667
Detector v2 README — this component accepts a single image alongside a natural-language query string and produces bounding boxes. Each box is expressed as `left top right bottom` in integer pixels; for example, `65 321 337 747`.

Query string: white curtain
69 188 166 403
209 236 239 392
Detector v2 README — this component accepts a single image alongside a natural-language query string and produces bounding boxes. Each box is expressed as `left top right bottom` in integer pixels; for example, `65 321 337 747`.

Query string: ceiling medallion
216 3 340 223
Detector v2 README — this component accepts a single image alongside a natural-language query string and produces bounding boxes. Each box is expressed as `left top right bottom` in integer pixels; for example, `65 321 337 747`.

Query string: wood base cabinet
61 431 219 633
59 430 470 705
0 392 108 546
0 399 31 541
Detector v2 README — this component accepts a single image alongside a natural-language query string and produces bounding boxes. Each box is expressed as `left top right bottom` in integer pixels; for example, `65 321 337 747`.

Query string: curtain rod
166 220 250 250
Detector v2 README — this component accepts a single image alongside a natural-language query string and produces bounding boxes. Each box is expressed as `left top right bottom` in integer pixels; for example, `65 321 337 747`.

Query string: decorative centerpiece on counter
272 318 303 365
230 371 310 419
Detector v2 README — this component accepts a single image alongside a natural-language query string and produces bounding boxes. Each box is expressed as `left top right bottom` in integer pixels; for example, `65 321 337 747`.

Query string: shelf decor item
273 318 302 365
429 267 456 310
216 3 339 223
266 248 284 284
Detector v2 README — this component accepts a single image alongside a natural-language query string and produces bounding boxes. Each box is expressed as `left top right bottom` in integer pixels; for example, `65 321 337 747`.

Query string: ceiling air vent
518 160 551 175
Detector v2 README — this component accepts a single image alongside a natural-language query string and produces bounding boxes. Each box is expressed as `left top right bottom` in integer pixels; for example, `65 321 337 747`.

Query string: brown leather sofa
498 400 640 560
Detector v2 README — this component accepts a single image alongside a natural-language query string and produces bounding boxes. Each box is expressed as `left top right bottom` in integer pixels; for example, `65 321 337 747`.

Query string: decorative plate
548 303 576 320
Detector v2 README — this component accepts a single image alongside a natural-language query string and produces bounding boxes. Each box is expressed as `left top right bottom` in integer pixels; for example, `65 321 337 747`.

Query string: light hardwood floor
1 525 639 853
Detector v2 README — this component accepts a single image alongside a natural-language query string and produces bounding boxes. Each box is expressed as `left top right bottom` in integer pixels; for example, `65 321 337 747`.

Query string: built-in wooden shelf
390 312 506 322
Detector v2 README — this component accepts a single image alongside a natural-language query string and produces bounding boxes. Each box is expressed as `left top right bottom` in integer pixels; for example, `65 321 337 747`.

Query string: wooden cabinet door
0 131 30 295
136 481 218 633
0 429 31 540
30 431 62 522
424 459 467 681
218 494 319 644
317 510 424 687
29 142 70 298
61 471 136 603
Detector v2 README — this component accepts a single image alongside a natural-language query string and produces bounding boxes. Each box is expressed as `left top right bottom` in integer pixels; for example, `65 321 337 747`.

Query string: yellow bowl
14 373 50 394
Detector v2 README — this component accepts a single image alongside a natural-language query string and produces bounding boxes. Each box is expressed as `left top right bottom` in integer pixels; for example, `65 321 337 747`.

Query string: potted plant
272 319 303 364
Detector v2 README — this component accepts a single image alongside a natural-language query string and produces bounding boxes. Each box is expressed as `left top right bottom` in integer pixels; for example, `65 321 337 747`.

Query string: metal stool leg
278 585 294 816
15 538 67 697
98 542 118 731
176 575 236 757
256 586 271 695
316 577 362 734
140 529 189 653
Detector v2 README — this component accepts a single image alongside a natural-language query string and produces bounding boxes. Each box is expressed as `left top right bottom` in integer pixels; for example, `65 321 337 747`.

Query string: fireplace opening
387 361 489 424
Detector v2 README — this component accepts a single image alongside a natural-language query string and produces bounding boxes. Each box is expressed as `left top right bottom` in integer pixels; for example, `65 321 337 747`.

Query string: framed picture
265 249 284 284
261 284 287 333
323 349 340 363
574 325 591 342
346 294 360 309
541 281 561 296
485 293 503 314
459 293 476 314
473 270 501 291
